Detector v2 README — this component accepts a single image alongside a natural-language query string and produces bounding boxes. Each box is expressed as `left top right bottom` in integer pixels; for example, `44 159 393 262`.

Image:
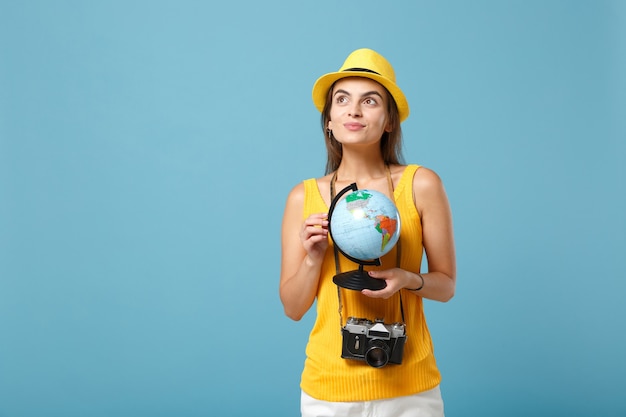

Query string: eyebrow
333 89 384 99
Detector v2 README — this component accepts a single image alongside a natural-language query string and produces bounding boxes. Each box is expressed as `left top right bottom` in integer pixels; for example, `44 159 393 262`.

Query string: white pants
301 386 445 417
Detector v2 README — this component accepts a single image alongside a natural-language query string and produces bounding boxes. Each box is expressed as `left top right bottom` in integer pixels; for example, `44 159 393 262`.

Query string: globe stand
333 264 387 291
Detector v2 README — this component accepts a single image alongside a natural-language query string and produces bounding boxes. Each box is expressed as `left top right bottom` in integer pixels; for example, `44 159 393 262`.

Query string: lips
344 122 364 131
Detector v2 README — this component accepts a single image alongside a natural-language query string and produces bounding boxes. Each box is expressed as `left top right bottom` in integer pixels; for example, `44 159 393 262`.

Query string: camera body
341 316 407 368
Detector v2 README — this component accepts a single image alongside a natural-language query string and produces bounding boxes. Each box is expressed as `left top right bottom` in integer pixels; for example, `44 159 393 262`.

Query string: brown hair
320 79 404 175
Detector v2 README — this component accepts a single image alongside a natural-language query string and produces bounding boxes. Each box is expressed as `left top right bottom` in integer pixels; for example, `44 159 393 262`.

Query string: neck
335 164 387 183
335 151 387 183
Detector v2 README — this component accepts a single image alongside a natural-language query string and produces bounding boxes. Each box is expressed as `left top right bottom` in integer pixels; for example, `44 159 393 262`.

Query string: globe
329 188 401 262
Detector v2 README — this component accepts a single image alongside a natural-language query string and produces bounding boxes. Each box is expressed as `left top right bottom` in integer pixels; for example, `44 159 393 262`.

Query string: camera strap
330 166 407 327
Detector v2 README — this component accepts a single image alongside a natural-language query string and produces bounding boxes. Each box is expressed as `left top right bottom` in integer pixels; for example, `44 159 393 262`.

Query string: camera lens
365 340 390 368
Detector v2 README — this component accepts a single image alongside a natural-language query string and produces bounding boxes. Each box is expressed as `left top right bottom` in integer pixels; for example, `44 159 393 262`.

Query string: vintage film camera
341 317 407 368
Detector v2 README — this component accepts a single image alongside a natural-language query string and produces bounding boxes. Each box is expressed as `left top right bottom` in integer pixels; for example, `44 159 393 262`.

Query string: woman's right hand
300 213 329 265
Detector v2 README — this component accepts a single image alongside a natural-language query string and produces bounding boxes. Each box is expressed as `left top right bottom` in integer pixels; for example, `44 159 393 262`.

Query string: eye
335 95 349 104
363 97 378 105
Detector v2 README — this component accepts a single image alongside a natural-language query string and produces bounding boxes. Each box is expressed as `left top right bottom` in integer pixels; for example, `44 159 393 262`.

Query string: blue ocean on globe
330 189 401 261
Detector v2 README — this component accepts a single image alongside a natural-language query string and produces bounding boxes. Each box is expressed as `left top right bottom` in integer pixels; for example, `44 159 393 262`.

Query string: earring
327 129 332 139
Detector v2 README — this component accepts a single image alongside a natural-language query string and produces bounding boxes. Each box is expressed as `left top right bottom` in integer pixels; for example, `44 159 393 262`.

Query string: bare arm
279 183 329 320
412 167 456 302
363 167 456 302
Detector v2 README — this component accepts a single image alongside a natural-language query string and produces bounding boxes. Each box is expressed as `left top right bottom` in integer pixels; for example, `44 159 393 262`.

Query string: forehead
332 77 387 96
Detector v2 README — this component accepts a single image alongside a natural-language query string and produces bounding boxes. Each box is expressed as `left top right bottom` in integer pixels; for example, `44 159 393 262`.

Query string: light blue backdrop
1 1 624 416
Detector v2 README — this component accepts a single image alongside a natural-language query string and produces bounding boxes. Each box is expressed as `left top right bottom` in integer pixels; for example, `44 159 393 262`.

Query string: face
327 77 391 147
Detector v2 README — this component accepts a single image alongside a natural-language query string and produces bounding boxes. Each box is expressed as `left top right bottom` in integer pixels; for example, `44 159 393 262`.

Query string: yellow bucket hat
311 48 409 122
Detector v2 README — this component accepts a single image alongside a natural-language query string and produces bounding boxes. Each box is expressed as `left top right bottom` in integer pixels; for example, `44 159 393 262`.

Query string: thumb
368 270 387 280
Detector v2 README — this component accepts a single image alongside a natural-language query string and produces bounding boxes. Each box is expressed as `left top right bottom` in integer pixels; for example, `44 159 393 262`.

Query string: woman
280 48 456 417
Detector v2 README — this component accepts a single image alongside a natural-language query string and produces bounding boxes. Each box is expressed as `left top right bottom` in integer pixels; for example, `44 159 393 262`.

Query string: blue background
1 1 625 416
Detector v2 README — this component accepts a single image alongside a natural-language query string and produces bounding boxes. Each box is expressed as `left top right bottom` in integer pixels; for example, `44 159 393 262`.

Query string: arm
363 167 456 302
279 183 329 321
411 167 456 302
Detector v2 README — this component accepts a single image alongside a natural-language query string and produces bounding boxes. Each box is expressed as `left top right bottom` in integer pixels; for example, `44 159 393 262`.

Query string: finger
302 214 327 229
367 270 387 280
305 213 328 223
302 220 328 235
301 229 329 253
302 224 328 239
361 288 394 299
308 233 328 244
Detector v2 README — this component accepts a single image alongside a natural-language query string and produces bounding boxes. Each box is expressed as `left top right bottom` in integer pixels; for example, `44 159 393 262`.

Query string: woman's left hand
361 268 415 299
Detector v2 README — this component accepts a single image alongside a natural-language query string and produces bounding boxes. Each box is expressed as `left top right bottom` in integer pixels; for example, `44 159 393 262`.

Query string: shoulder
411 166 449 214
413 166 444 191
282 182 307 225
289 174 334 203
284 174 329 206
390 164 443 192
285 181 306 207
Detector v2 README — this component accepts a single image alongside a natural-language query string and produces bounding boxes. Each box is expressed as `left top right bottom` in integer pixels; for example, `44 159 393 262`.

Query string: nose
348 101 362 117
